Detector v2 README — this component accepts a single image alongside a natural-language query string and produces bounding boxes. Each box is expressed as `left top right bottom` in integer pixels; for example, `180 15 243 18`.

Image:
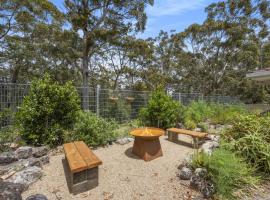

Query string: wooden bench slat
63 142 88 173
74 141 102 169
167 128 207 138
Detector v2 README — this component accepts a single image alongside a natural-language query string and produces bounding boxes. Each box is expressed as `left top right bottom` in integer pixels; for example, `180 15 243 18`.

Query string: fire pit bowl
129 127 164 161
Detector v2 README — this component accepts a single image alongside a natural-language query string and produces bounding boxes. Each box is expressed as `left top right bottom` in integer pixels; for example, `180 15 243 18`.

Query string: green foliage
223 114 270 173
106 98 131 123
182 101 247 129
0 109 14 128
210 103 247 125
16 74 80 147
66 111 119 147
183 101 213 129
192 149 259 199
0 126 19 152
139 90 182 129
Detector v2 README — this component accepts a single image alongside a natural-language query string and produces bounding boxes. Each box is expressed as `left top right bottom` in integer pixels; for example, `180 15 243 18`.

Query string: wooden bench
166 128 208 148
63 141 102 194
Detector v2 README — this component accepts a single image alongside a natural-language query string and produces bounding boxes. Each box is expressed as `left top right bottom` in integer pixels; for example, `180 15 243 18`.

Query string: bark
82 33 90 110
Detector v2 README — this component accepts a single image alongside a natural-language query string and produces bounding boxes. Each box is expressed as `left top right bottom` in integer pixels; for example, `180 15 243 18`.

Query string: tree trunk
82 34 90 110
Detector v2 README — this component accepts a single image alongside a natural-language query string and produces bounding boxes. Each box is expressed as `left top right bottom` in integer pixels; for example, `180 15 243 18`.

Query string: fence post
178 93 181 104
96 85 100 116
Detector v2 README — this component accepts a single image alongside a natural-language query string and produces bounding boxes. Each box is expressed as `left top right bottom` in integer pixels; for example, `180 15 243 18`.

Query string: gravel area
22 136 201 200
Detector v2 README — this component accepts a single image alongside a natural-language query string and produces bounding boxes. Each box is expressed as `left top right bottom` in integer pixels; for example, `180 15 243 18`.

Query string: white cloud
147 0 207 17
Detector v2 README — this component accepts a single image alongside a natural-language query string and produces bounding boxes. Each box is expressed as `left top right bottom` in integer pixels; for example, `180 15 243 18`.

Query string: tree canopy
0 0 269 103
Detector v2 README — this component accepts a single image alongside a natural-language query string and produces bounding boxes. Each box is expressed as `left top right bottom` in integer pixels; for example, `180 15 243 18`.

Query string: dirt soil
22 136 201 200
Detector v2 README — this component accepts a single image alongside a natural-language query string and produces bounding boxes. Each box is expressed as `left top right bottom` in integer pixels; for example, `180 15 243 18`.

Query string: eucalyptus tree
64 0 154 109
0 0 64 83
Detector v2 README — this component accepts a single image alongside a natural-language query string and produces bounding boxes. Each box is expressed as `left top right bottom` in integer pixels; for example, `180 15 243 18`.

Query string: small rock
127 137 134 142
194 168 207 177
205 134 220 143
26 194 48 200
200 181 215 198
32 146 48 158
115 138 130 145
194 128 202 132
190 168 207 188
15 146 32 159
193 195 204 200
200 141 219 155
0 181 23 200
190 174 202 189
179 167 192 180
0 152 18 165
8 166 42 190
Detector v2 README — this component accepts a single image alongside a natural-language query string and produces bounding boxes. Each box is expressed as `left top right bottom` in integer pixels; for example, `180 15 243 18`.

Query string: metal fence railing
0 83 241 128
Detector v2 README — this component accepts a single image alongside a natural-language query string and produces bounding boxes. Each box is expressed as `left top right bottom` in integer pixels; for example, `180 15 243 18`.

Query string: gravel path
22 136 200 200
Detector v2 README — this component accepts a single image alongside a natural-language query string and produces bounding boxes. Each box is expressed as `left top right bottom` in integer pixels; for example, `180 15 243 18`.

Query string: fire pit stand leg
132 136 163 161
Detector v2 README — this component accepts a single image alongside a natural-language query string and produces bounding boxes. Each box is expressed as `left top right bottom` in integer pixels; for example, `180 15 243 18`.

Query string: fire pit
130 127 165 161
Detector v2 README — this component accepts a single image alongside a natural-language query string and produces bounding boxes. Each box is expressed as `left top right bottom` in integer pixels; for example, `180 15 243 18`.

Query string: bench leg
168 132 178 142
193 137 199 149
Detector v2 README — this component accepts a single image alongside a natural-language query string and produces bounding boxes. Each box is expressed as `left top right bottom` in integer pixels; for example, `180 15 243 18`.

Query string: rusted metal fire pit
130 127 164 161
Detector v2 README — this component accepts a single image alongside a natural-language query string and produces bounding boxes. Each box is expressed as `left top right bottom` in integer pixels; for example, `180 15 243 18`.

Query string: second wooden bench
166 128 208 148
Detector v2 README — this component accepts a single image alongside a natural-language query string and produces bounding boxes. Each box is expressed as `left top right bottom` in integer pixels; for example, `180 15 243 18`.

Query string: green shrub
106 98 131 123
192 149 259 199
223 114 270 173
66 111 119 147
210 103 247 125
16 74 80 147
183 101 213 129
0 126 20 152
138 89 183 129
182 101 247 129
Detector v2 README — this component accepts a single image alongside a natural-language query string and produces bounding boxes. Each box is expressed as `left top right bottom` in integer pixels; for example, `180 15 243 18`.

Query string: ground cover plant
139 89 183 129
65 111 119 147
223 114 270 173
16 75 80 147
192 149 259 199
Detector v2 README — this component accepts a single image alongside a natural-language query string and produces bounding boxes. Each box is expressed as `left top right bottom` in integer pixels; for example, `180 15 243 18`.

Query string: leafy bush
0 126 20 152
182 101 247 129
106 98 131 123
210 103 247 125
183 101 213 129
192 149 259 199
223 114 270 173
138 89 182 129
0 109 14 128
16 74 80 147
66 111 119 147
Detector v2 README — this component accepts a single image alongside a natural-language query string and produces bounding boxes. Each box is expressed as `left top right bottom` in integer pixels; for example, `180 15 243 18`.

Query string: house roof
246 68 270 83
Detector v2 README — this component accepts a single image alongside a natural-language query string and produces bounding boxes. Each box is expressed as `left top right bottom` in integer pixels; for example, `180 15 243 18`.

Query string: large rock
26 194 48 200
0 181 23 200
0 152 18 165
32 146 48 158
179 167 192 180
0 160 28 176
15 146 32 159
8 166 42 190
200 141 219 155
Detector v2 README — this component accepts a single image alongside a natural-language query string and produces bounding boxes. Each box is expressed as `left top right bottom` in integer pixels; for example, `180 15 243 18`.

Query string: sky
51 0 219 39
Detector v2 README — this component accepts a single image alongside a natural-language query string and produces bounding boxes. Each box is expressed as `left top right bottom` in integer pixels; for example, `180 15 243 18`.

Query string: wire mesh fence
0 83 241 128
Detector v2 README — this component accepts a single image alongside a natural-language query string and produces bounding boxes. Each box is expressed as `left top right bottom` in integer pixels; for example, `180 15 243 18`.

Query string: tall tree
64 0 154 109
